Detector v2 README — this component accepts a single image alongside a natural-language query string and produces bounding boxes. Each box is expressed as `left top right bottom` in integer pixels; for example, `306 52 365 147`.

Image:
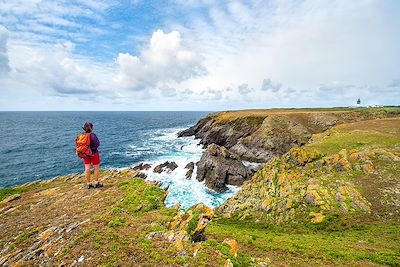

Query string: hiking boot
87 184 94 189
94 182 103 188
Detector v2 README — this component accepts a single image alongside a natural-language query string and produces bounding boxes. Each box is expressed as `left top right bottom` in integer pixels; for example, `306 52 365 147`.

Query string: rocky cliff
216 118 400 227
179 108 400 163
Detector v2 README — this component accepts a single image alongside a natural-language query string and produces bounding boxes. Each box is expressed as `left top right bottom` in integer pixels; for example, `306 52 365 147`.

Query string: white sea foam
130 127 240 210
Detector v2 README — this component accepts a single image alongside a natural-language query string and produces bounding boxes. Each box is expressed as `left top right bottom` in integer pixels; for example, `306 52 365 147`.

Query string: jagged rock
177 127 195 137
166 203 213 250
135 172 147 179
196 144 249 192
131 163 152 171
184 162 195 179
153 161 178 173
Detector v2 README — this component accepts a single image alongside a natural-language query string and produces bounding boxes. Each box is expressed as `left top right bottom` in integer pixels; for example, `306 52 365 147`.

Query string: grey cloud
261 79 281 92
53 86 95 95
206 88 223 100
182 88 194 95
238 83 253 95
317 83 354 94
388 79 400 87
161 87 177 97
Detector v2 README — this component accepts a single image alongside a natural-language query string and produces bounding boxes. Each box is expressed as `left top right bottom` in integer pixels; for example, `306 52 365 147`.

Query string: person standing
81 122 102 189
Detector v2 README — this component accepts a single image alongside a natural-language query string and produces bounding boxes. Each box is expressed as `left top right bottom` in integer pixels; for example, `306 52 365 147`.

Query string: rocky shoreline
176 108 400 191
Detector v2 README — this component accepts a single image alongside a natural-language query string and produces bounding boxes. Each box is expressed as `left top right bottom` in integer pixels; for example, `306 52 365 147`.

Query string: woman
82 122 102 189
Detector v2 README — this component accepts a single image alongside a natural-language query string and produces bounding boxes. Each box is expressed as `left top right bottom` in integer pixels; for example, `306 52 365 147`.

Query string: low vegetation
1 113 399 266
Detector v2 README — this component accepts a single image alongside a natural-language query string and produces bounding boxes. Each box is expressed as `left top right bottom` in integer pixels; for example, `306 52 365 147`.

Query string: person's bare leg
93 164 100 184
85 164 91 185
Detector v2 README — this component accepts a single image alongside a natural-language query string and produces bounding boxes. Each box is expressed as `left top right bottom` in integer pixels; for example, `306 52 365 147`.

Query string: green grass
0 187 28 202
206 219 400 266
117 178 165 215
309 130 399 156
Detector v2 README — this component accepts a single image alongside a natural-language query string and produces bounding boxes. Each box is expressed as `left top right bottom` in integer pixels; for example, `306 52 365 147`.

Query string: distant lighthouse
357 98 361 107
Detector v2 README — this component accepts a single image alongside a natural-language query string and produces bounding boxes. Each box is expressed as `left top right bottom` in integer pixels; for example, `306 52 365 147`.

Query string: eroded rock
131 163 152 171
196 144 249 192
153 161 178 173
184 162 195 179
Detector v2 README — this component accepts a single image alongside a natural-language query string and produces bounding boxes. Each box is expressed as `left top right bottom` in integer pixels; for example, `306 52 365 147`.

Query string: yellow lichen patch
277 173 286 185
280 187 287 197
337 158 352 171
349 151 359 161
286 199 293 209
262 198 272 210
169 211 186 229
39 231 53 241
309 212 325 224
223 238 238 257
363 162 374 173
307 184 319 191
193 204 214 219
331 154 340 164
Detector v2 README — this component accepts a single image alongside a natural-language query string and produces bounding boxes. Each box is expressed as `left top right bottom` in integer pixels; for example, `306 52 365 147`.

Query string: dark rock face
178 110 400 163
184 162 195 179
196 144 249 192
177 117 210 137
153 161 178 173
131 163 152 171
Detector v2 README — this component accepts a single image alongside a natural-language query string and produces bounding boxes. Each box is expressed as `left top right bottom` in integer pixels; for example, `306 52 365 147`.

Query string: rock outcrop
179 108 400 163
196 144 249 192
184 162 195 179
131 162 151 171
216 118 400 225
153 161 178 173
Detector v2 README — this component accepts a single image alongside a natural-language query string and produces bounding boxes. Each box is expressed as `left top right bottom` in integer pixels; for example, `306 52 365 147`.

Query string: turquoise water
0 111 239 209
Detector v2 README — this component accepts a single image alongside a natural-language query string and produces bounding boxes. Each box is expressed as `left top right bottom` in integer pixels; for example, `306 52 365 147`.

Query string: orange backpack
75 133 93 158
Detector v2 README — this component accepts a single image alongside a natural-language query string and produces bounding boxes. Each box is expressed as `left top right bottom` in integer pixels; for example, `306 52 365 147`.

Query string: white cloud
0 25 10 75
1 0 400 110
115 30 205 91
2 39 114 99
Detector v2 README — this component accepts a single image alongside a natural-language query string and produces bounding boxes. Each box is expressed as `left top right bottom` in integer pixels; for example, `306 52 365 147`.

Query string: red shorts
83 152 100 165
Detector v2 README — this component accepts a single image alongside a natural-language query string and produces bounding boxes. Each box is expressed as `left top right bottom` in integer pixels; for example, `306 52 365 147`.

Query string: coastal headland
1 107 399 266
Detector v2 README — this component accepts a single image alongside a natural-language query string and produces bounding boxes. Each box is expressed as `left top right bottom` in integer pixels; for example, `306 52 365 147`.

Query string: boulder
153 161 178 173
196 144 249 192
184 162 195 179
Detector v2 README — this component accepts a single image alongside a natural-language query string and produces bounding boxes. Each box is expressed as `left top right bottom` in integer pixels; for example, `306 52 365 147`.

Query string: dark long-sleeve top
90 133 100 153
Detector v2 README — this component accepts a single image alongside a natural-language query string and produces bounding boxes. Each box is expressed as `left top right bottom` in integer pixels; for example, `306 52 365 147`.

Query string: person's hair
83 122 93 133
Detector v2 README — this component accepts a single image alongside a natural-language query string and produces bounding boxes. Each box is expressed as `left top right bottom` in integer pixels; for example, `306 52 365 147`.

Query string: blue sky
0 0 399 110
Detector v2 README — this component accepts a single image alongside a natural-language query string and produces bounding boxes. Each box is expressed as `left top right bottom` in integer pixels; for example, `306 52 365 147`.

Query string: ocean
0 111 240 209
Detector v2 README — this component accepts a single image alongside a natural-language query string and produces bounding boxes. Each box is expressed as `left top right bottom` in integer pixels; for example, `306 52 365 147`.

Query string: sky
0 0 399 111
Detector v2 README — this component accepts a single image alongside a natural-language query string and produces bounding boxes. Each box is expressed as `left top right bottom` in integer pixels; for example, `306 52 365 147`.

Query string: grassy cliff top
209 107 400 121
